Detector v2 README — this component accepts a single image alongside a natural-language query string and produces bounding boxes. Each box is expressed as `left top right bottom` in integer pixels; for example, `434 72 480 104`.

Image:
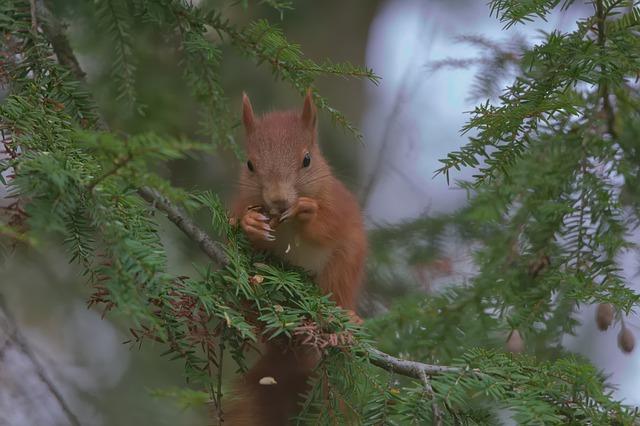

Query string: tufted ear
301 89 317 130
242 92 255 132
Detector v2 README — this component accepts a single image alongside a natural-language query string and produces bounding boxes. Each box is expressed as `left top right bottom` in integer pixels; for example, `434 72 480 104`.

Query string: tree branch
367 347 463 377
596 0 617 139
35 0 86 81
34 0 466 386
419 369 443 426
0 294 81 426
29 0 38 35
137 187 228 267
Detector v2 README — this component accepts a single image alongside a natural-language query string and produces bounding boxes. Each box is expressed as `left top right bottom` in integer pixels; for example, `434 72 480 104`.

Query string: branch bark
34 0 465 387
35 0 86 81
596 0 617 139
137 187 228 267
419 369 443 426
367 347 463 377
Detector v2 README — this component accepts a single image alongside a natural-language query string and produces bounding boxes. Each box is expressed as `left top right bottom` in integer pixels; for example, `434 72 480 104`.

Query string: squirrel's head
239 91 330 215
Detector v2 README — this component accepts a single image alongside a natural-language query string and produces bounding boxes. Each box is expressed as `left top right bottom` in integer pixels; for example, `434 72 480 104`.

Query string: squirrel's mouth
267 204 291 216
263 195 296 216
247 205 281 229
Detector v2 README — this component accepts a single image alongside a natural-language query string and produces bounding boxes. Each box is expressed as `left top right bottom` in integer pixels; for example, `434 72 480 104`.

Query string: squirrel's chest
271 223 331 276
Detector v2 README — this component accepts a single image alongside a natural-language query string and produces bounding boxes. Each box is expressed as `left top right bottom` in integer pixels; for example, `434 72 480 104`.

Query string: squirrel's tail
224 342 319 426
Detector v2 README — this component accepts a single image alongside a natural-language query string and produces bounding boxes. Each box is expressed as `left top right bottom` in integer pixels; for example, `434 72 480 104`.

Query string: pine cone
595 303 614 331
617 326 635 354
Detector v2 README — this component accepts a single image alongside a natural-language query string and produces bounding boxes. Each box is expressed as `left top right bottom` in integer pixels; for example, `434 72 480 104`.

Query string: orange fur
225 92 366 425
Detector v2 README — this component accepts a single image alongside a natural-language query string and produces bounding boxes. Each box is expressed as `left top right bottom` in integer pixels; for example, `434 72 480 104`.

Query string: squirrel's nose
269 198 290 215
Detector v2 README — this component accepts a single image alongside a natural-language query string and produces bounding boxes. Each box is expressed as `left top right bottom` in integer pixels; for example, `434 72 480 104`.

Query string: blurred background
1 0 639 425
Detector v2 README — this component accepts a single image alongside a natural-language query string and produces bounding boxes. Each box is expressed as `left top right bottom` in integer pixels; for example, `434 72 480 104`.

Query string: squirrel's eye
247 160 254 172
302 152 311 168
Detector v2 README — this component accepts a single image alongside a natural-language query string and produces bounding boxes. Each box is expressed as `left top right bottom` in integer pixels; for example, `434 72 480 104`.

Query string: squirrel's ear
301 89 317 130
242 92 255 132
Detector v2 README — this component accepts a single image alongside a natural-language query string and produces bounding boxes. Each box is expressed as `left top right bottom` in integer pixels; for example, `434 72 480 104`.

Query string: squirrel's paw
241 210 275 242
280 197 318 223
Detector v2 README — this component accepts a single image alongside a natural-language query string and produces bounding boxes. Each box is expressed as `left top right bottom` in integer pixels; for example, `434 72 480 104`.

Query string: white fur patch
273 222 331 276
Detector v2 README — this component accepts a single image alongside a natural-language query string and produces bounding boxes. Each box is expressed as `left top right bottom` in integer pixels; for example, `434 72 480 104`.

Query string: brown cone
595 303 614 331
505 329 524 353
618 326 635 354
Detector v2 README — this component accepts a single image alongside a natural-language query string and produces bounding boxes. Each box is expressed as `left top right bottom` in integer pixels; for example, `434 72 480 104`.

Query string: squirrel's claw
279 208 294 223
280 197 318 223
255 213 270 222
242 210 276 242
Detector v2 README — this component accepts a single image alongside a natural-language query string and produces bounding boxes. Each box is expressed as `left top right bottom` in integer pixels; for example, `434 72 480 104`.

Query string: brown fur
225 92 366 425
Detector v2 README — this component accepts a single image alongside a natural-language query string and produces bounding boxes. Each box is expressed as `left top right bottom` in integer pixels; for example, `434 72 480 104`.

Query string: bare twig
35 0 86 81
367 347 464 378
596 0 617 138
216 334 225 425
419 369 443 426
86 155 131 191
0 294 81 426
29 0 38 35
137 187 229 267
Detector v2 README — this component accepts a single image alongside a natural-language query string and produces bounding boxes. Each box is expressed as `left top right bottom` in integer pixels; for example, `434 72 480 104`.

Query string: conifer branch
35 3 227 267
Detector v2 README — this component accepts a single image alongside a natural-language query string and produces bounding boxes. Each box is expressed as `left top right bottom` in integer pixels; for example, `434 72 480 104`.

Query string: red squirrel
224 91 367 425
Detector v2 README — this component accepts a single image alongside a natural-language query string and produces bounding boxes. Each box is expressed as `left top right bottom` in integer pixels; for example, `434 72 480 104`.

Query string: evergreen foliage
1 0 640 424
